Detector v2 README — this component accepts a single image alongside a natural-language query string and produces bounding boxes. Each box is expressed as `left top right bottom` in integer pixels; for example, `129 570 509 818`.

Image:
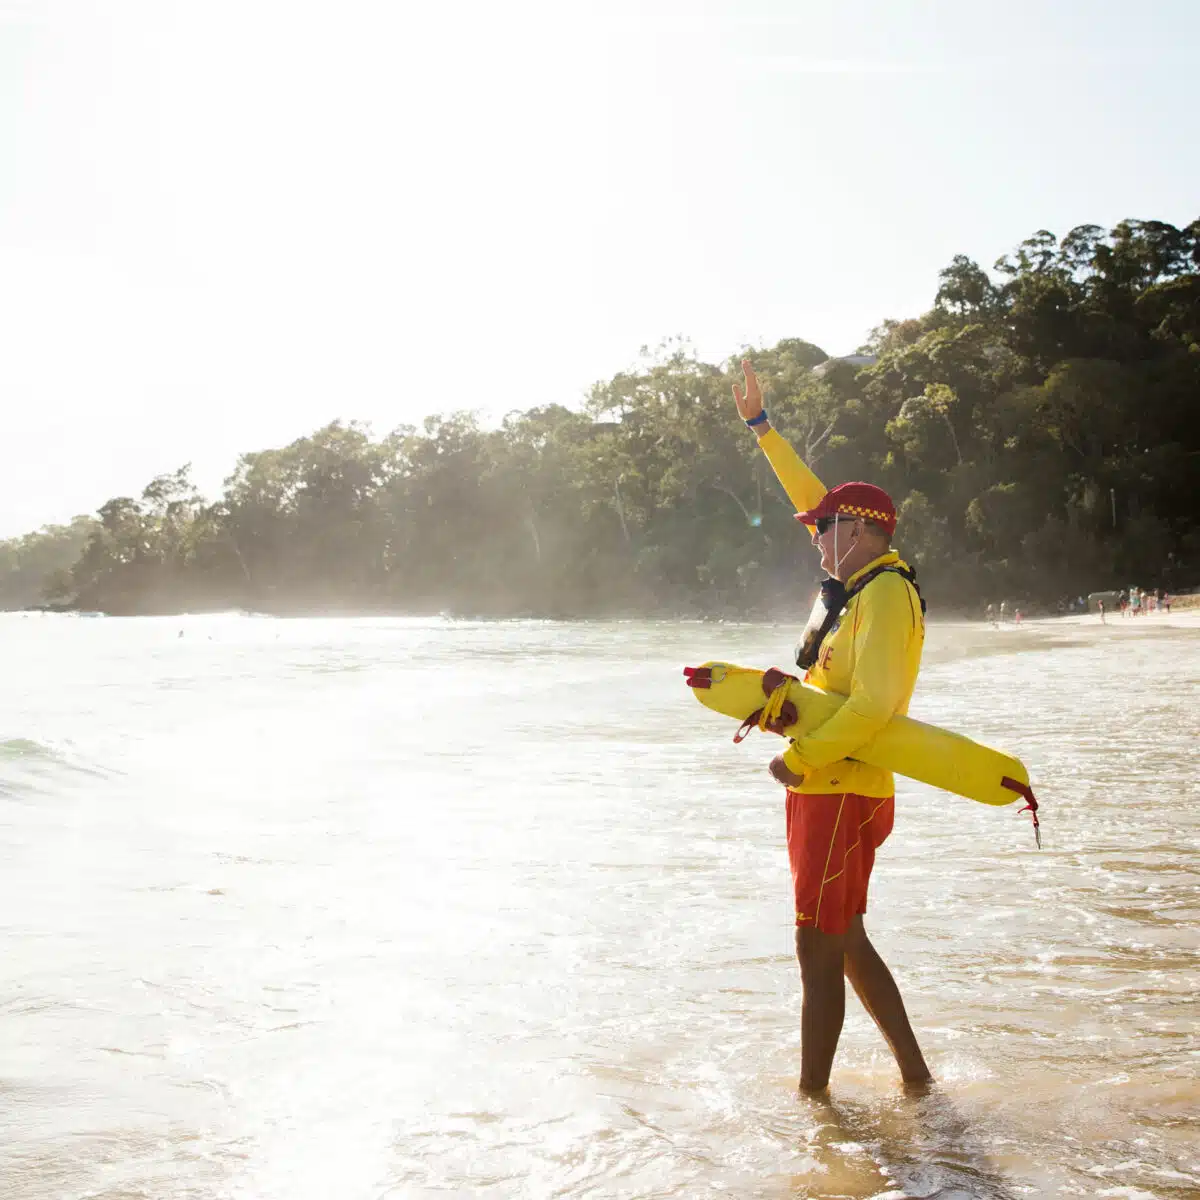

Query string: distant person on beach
1163 592 1172 613
986 603 997 628
733 359 931 1094
999 600 1008 623
1014 608 1023 624
1098 599 1106 624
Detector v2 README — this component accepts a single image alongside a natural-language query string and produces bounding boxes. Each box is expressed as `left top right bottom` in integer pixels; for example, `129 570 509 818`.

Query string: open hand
732 359 764 422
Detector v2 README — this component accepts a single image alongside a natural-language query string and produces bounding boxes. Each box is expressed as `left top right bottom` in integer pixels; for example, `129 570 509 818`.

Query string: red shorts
786 791 894 935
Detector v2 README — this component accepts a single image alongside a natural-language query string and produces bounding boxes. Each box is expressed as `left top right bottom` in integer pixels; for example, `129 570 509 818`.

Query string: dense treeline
0 516 97 612
3 216 1198 617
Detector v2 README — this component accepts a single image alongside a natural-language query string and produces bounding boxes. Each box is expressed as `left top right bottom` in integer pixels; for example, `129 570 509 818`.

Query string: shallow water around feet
1 613 1197 1199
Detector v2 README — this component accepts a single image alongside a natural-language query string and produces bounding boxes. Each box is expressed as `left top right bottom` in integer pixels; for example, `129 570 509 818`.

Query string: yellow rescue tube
684 661 1035 810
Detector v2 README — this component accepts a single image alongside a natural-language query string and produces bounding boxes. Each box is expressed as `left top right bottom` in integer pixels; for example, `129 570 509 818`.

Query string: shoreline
7 607 1199 633
1018 607 1200 632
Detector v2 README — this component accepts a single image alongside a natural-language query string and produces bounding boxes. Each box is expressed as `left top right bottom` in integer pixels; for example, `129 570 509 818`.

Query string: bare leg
795 925 847 1092
842 915 931 1084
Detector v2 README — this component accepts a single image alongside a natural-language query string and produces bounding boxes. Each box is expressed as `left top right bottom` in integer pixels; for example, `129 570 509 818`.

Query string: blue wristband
745 410 769 427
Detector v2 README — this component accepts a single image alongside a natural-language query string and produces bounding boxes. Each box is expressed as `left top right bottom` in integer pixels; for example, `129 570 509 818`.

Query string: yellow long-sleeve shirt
757 428 925 798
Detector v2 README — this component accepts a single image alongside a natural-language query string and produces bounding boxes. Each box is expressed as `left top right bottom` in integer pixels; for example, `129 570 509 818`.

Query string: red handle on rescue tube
727 668 803 742
734 707 764 743
683 665 712 690
760 667 798 694
1001 776 1041 849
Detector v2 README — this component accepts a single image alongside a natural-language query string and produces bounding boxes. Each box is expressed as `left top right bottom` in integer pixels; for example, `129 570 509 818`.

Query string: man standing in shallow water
732 359 932 1093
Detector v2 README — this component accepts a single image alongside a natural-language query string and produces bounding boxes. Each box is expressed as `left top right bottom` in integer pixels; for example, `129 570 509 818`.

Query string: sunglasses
814 515 857 535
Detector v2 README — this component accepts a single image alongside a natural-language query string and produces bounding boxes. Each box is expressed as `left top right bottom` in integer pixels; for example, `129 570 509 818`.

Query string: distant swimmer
734 360 931 1094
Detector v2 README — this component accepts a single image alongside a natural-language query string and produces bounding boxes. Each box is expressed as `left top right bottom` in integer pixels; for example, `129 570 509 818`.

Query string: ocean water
1 612 1197 1199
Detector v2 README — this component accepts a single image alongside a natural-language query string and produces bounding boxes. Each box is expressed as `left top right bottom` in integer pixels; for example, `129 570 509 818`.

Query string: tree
0 515 97 609
8 213 1197 616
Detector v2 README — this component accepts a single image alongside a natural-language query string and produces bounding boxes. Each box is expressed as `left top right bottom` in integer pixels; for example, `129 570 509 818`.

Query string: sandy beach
914 603 1198 669
1041 605 1200 632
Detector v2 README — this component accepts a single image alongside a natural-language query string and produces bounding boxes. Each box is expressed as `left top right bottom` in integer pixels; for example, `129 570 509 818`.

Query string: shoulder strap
843 562 924 609
867 562 927 616
797 564 926 670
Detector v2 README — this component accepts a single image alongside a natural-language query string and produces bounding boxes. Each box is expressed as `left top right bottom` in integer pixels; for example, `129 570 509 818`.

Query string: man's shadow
791 1083 1022 1200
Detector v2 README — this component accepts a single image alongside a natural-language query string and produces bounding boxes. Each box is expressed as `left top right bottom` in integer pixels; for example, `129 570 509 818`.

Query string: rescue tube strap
734 709 762 743
1001 776 1042 849
732 673 797 742
796 564 926 671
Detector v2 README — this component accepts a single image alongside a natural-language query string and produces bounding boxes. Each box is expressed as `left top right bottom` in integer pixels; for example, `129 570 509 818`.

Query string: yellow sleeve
783 575 915 774
756 428 826 529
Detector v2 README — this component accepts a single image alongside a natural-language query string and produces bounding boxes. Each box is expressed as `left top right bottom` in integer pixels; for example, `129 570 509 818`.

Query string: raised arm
733 359 826 526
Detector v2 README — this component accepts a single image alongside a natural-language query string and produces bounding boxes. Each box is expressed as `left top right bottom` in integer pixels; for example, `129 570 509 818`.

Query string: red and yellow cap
795 482 897 537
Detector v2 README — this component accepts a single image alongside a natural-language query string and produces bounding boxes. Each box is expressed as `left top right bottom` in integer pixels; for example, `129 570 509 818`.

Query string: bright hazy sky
2 0 1197 536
